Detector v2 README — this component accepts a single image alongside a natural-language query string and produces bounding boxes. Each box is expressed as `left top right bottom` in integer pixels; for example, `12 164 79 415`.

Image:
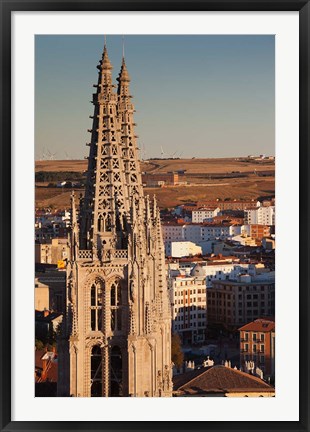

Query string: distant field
35 158 275 209
35 158 274 175
35 160 87 173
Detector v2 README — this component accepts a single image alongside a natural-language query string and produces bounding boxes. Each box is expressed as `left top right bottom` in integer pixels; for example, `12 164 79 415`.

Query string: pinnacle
117 57 130 82
101 44 113 71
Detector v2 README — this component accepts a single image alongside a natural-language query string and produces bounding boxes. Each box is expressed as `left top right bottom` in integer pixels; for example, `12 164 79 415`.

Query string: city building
35 310 63 342
191 260 250 287
170 241 202 258
239 318 275 381
142 172 179 187
35 242 52 264
197 200 261 211
262 237 276 250
244 206 275 226
192 207 220 223
207 275 275 329
35 348 58 396
57 45 172 397
35 238 70 265
35 278 50 311
35 210 71 241
35 269 66 313
231 235 257 247
162 222 243 256
168 275 207 345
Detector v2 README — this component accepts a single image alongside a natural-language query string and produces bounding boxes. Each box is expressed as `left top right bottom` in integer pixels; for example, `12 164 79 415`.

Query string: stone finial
117 57 130 83
101 43 113 71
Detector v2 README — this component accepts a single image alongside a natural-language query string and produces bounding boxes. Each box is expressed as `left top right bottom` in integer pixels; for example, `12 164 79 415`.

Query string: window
260 333 265 342
111 280 122 332
90 281 103 331
253 333 257 341
91 345 102 397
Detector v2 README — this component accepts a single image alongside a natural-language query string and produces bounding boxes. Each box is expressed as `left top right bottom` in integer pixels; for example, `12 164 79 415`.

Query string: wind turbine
140 143 147 161
47 149 57 160
41 147 48 160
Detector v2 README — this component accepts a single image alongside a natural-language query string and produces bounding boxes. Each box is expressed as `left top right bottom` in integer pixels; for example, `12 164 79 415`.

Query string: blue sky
35 35 275 160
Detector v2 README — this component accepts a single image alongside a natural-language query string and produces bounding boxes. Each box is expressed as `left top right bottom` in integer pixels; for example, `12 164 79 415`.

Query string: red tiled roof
239 318 275 332
174 365 274 395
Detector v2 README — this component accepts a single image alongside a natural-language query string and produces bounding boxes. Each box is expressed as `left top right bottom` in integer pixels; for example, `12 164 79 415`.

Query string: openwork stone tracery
57 42 172 397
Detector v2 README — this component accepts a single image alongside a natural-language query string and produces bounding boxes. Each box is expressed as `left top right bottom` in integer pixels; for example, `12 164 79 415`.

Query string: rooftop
239 318 275 332
174 365 274 395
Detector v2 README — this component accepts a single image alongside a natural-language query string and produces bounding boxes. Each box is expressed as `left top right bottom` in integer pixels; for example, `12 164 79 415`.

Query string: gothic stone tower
57 43 172 397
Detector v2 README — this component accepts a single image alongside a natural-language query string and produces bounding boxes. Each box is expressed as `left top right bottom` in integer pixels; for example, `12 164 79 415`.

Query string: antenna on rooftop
122 35 125 59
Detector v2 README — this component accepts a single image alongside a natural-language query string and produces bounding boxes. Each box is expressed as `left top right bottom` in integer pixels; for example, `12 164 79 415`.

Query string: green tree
171 333 184 368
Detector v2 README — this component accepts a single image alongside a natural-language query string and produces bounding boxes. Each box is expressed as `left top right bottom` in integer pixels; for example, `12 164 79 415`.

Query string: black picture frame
1 1 309 431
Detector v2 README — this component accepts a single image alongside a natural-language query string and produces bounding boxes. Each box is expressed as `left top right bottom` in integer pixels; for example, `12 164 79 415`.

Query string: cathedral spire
117 55 144 202
80 42 129 251
59 42 172 398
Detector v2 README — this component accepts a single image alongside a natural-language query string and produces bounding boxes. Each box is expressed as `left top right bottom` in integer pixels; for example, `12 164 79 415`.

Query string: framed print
1 1 309 431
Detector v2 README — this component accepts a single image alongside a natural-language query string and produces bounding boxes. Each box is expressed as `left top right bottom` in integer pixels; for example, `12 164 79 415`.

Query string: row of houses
162 222 275 256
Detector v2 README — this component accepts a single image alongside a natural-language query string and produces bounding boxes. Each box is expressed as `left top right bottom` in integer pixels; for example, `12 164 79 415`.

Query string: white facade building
170 241 202 258
192 207 220 223
162 223 243 256
245 206 275 226
191 262 251 287
168 275 207 345
168 260 272 289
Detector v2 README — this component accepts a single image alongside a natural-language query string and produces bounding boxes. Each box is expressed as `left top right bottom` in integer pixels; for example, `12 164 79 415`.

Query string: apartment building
244 206 275 226
168 275 207 345
249 225 271 240
197 200 260 211
170 241 202 258
162 223 242 256
192 207 220 223
207 275 275 328
35 238 69 265
239 318 275 380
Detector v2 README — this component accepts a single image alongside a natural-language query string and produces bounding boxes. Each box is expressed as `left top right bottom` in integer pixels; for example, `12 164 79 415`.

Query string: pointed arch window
91 345 102 397
110 346 123 396
90 280 103 331
110 280 122 332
